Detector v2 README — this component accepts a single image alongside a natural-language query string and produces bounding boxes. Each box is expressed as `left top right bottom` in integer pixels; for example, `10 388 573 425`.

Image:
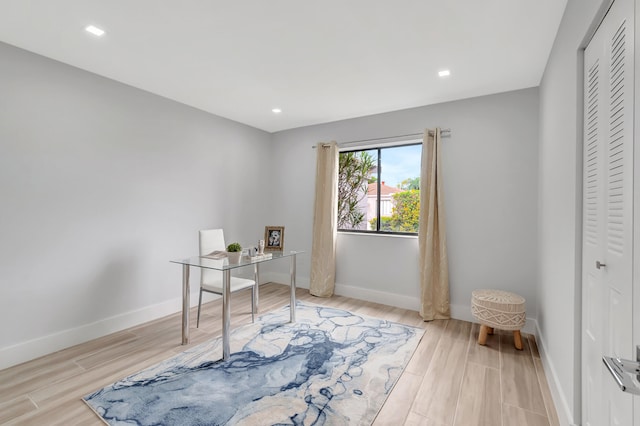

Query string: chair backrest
199 229 225 284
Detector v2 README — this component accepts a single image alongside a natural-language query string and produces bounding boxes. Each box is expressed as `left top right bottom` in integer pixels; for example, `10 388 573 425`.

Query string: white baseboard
535 322 578 426
263 272 310 290
265 274 420 311
335 283 421 311
0 292 209 371
303 279 537 335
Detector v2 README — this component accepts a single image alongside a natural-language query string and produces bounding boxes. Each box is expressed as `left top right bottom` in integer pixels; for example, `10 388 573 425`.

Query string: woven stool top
471 289 526 330
472 289 525 312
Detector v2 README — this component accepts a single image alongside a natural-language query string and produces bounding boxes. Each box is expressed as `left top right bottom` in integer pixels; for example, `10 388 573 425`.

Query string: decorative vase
227 251 242 264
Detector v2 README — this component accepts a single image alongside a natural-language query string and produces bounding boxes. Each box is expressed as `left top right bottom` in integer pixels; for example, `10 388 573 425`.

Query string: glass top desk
170 250 303 360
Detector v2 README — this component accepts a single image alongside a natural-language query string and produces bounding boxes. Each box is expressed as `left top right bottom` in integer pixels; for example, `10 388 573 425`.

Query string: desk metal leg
181 264 190 345
290 253 296 322
222 270 231 360
253 263 260 314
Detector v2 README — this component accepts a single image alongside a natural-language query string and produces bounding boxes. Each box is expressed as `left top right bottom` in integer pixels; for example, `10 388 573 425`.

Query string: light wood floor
0 283 560 426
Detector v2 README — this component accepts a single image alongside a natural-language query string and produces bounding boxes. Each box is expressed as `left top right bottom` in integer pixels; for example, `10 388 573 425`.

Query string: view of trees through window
337 143 422 234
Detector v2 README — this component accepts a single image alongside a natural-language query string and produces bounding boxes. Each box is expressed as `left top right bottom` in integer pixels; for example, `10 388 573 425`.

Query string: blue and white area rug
84 302 424 425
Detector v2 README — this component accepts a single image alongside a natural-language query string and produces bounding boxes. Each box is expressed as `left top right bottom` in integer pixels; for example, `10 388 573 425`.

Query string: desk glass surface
170 250 303 271
172 250 302 359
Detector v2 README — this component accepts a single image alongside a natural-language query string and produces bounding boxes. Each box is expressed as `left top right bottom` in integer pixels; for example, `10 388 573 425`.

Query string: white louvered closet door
582 0 634 424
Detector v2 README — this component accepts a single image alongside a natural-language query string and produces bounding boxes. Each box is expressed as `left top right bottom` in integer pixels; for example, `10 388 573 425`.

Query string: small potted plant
226 242 242 264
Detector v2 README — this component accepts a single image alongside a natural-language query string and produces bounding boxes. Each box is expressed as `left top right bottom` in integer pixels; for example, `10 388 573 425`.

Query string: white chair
198 229 256 327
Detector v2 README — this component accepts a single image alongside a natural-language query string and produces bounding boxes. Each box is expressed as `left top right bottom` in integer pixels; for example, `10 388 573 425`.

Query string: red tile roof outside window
367 181 402 196
363 181 402 228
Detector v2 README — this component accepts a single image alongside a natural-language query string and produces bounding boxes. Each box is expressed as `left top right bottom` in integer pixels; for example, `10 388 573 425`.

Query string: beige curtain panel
310 141 339 297
419 128 450 320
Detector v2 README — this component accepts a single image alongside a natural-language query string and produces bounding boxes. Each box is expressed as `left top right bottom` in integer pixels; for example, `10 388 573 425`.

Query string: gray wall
270 88 540 324
0 42 273 368
538 0 609 424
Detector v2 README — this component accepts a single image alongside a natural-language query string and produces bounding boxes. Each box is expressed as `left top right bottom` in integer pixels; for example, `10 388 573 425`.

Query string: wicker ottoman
471 289 526 350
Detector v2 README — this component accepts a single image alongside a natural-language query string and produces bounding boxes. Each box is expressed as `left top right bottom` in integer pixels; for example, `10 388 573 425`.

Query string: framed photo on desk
264 226 284 251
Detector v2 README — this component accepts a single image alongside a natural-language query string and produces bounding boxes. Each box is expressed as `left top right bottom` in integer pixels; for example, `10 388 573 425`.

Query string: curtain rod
312 128 451 149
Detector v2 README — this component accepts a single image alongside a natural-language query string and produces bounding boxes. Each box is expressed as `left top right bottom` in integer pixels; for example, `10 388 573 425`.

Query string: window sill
337 231 418 239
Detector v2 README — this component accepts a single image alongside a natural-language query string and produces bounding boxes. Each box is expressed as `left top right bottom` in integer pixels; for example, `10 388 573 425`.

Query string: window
337 142 422 234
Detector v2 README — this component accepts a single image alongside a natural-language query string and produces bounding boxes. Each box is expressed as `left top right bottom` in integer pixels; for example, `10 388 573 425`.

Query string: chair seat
202 277 255 294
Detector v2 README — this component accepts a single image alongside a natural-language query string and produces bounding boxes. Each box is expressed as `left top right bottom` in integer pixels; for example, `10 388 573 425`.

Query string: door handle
596 261 606 269
603 349 640 395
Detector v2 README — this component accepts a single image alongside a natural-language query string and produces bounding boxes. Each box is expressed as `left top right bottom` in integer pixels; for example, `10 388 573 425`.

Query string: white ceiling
0 1 567 133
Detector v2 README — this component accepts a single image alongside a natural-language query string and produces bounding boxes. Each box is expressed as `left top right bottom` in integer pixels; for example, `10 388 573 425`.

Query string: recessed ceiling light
85 25 105 37
438 70 451 77
272 108 282 114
